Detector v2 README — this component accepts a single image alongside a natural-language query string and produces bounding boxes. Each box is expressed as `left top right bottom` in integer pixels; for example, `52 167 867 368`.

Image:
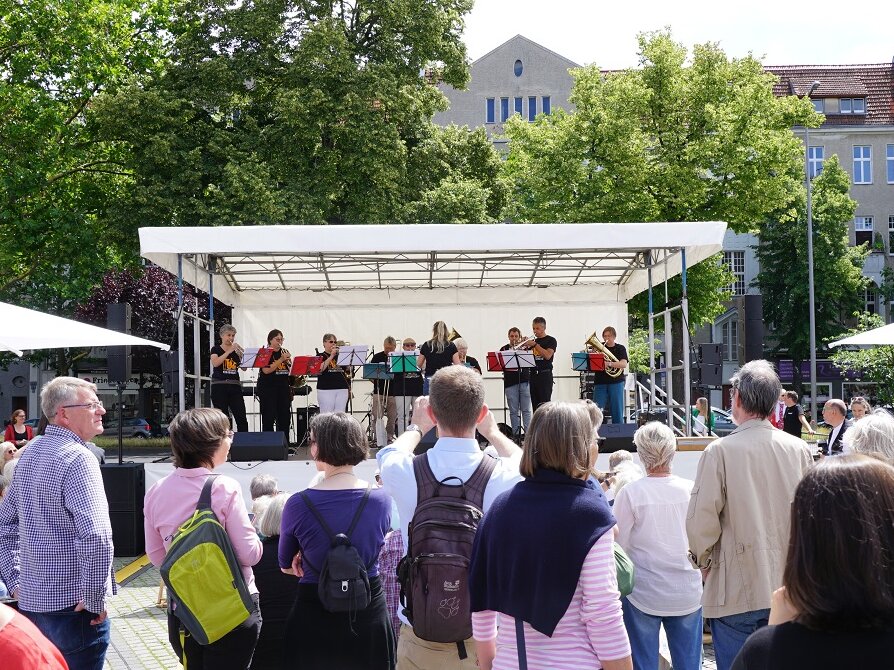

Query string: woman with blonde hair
417 321 460 393
849 396 872 421
692 397 713 436
469 401 632 669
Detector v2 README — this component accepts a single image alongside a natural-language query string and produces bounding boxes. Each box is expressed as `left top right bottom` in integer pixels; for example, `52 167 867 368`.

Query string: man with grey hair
686 360 812 670
249 473 279 500
0 376 116 670
820 398 851 456
370 336 399 447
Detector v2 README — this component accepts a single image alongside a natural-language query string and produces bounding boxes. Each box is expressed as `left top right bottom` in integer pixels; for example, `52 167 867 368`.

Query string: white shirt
376 436 522 626
613 474 703 616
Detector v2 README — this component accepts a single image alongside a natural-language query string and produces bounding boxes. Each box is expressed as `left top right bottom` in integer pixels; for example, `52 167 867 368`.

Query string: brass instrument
585 332 623 378
448 328 462 342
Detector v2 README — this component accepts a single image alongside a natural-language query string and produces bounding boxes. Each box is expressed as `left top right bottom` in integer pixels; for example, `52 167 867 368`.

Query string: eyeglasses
62 401 104 411
324 340 337 344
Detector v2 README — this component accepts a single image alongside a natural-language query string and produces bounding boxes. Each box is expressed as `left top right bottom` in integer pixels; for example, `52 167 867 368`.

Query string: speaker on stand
101 463 145 557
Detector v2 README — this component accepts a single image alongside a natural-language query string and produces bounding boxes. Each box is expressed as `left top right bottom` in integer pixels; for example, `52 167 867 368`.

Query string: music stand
241 347 273 369
388 351 419 433
291 356 324 450
572 352 605 372
336 346 368 415
498 349 535 435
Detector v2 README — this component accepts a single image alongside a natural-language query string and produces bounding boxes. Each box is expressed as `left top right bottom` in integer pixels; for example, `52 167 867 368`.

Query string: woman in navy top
279 413 394 669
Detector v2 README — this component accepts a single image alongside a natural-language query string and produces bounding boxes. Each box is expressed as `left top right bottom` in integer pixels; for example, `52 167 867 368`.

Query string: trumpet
233 343 245 357
585 332 623 378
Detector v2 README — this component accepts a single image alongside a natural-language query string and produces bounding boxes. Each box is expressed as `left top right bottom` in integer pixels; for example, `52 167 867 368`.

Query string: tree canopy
502 30 818 328
829 312 894 406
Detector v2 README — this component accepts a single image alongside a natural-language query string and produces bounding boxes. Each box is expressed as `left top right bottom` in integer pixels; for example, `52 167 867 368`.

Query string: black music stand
291 355 323 450
388 351 419 433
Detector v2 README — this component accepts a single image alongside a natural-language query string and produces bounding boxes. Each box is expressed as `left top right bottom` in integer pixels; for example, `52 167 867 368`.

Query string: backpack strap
300 486 372 543
413 451 498 507
462 454 498 509
197 474 219 511
412 453 440 504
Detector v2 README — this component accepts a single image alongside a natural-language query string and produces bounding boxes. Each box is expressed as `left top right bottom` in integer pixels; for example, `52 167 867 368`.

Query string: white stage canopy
139 222 726 416
830 322 894 348
0 301 170 357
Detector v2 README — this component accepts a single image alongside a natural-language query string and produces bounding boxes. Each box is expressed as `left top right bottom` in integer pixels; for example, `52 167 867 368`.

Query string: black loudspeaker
598 423 638 454
100 463 145 556
160 350 179 396
107 303 132 384
743 294 764 363
295 405 319 446
230 432 288 461
700 343 722 366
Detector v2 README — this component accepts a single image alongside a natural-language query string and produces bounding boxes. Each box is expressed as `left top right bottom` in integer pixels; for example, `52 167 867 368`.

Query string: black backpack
397 453 497 643
300 486 372 613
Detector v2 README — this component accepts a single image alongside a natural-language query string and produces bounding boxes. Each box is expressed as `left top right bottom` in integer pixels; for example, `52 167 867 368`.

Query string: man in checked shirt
0 377 116 670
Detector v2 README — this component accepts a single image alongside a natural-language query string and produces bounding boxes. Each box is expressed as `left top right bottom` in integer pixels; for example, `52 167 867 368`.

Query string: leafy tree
755 154 865 391
502 29 818 329
95 0 485 227
829 312 894 405
0 0 169 305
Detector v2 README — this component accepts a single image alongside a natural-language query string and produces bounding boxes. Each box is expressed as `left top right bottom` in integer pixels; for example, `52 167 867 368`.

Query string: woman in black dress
256 329 292 437
416 321 460 394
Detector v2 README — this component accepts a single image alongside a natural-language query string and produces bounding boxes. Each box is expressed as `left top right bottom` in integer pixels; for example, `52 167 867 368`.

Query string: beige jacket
686 418 813 618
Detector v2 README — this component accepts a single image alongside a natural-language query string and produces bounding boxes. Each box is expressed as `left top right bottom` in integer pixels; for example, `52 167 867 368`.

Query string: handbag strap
516 617 527 670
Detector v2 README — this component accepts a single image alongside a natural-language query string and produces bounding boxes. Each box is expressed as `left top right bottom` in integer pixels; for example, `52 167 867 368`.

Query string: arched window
514 59 523 77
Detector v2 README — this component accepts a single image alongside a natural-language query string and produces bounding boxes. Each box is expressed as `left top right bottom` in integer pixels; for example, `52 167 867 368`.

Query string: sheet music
240 347 261 368
337 345 368 366
498 349 535 369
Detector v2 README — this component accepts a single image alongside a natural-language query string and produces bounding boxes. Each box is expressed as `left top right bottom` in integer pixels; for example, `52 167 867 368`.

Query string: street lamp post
805 80 820 424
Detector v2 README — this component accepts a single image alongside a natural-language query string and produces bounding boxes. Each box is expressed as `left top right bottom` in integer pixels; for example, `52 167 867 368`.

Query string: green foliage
626 327 661 375
829 312 894 405
502 29 817 328
96 0 482 227
755 154 865 365
0 0 170 304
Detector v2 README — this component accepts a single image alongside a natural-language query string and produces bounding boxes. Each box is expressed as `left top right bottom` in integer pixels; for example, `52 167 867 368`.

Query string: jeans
622 599 702 670
504 382 532 435
709 608 770 670
594 381 625 423
24 606 111 670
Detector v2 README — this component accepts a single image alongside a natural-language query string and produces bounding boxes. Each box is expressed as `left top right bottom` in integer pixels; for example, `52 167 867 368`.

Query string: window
528 96 537 122
542 96 551 115
812 99 824 113
722 320 739 362
864 285 877 315
840 98 866 114
889 216 894 255
808 146 824 179
486 98 495 124
855 216 874 246
887 144 894 183
853 145 872 184
514 59 523 77
722 251 746 296
514 97 523 116
500 97 509 123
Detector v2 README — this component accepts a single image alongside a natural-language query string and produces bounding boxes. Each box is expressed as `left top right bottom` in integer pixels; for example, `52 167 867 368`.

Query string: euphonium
585 332 623 378
448 328 462 342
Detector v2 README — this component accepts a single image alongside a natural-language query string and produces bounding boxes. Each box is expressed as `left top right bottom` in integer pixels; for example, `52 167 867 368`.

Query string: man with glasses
393 338 423 435
686 361 812 670
0 377 116 670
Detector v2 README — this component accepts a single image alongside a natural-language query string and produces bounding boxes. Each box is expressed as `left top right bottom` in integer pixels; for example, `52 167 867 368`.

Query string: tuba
585 332 623 378
447 328 462 342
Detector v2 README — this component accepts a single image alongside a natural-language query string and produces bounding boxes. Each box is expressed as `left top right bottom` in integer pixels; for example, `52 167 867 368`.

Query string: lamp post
805 80 820 424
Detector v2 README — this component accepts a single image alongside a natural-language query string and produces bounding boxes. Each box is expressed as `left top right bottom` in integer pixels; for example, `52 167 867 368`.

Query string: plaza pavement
107 556 717 670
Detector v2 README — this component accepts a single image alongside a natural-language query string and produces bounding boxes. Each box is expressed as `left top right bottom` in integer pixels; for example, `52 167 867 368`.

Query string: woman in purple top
279 412 394 669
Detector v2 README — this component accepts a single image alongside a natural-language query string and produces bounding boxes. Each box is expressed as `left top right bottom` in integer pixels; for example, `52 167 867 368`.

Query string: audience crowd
1 363 893 670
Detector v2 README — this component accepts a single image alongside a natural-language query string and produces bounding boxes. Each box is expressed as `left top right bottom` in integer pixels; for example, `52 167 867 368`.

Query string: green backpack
160 475 254 645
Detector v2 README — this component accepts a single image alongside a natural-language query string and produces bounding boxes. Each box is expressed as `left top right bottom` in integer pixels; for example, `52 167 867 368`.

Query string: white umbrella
0 301 170 355
829 322 894 348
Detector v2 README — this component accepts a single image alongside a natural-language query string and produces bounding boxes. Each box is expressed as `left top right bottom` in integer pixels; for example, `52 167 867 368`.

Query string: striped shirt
0 425 117 614
472 532 630 669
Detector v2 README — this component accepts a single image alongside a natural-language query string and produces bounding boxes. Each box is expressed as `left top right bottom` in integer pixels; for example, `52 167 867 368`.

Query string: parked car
101 417 153 439
24 418 40 429
632 406 735 437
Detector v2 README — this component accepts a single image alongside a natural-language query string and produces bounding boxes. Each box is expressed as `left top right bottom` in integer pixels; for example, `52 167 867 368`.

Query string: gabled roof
473 34 580 70
766 62 894 126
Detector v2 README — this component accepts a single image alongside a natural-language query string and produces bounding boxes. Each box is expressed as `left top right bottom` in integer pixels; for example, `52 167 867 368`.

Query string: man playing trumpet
209 323 249 432
521 316 557 410
591 326 628 424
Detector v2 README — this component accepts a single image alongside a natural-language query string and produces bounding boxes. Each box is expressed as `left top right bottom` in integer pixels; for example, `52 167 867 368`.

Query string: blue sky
463 0 893 68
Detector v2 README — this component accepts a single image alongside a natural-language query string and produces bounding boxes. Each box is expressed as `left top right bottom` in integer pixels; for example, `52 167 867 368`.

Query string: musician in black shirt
210 324 249 432
257 329 292 437
592 326 628 424
317 333 351 414
392 337 423 434
370 336 397 447
522 316 557 411
500 327 533 436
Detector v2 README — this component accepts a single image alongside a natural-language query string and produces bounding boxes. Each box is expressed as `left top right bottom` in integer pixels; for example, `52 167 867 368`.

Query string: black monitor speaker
598 423 638 453
100 463 145 556
230 432 288 461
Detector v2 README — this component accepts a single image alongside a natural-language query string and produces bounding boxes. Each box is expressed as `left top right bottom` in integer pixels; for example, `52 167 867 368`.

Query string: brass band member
393 337 423 434
317 333 351 414
501 327 533 437
452 338 482 374
209 324 249 433
592 326 628 424
522 316 557 410
257 329 292 437
417 321 460 394
370 336 398 447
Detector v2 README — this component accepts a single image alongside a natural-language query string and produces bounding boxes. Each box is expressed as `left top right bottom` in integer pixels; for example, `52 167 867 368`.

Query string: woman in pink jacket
144 408 263 670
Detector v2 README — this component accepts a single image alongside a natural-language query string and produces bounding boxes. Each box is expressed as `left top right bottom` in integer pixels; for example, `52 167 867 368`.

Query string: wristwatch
406 424 425 437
